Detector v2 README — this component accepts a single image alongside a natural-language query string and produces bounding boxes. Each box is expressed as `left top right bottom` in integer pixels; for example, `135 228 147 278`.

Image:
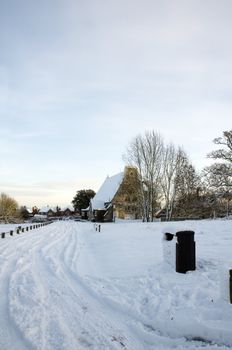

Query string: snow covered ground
0 219 232 349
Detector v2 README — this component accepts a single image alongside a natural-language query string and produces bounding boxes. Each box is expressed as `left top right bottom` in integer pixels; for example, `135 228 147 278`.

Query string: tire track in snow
1 221 226 349
7 223 76 350
36 222 126 349
0 223 68 350
0 257 33 350
0 225 57 350
2 222 125 349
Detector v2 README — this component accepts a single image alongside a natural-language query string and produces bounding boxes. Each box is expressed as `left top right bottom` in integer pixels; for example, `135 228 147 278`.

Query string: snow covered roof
39 205 74 213
61 205 74 212
91 172 124 210
39 206 55 213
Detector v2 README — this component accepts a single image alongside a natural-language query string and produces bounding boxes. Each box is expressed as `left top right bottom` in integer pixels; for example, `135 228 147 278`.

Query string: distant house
20 206 34 219
87 166 141 222
39 206 55 217
61 206 74 217
154 208 166 221
39 205 75 218
81 207 89 220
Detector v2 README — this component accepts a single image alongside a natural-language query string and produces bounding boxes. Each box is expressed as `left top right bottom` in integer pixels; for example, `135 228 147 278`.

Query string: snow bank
162 231 176 269
0 219 232 349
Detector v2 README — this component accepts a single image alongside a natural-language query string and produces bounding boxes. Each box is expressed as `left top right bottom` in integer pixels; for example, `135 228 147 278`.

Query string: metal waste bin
176 230 196 273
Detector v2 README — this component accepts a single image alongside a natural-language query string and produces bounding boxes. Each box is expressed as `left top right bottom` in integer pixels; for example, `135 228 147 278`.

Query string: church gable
113 166 141 220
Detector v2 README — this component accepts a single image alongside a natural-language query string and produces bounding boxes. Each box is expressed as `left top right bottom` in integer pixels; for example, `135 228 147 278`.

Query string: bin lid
176 230 195 241
164 232 175 241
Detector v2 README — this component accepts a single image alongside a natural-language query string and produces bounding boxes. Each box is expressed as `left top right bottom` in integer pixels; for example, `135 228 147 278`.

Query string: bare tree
175 151 200 198
208 130 232 163
160 147 199 220
0 193 18 223
205 130 232 190
203 163 232 192
160 144 180 220
203 130 232 217
124 131 164 221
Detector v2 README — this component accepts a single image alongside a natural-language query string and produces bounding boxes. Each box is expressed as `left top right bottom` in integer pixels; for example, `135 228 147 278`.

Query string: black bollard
230 270 232 304
16 228 20 234
1 232 5 238
10 230 13 236
176 231 196 274
98 225 101 232
21 228 24 232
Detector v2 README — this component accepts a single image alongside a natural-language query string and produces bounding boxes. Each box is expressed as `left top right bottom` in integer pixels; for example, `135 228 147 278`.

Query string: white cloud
0 0 232 205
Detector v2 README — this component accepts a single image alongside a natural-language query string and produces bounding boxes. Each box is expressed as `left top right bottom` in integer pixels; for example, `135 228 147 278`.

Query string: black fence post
176 230 196 273
1 232 5 238
230 270 232 304
10 230 13 236
16 228 20 234
98 224 101 232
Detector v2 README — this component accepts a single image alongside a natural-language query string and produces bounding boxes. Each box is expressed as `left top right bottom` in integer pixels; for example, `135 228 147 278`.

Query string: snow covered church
83 166 141 222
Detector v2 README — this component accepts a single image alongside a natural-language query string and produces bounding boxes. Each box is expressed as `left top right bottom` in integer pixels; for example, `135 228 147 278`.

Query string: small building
62 206 74 217
39 206 56 217
87 166 141 222
81 207 89 220
20 206 34 219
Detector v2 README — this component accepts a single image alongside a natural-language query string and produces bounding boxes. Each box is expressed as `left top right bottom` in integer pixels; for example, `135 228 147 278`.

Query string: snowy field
0 219 232 350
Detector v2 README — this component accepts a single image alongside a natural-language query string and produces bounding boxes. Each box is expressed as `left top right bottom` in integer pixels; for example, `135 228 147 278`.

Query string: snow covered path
0 220 232 349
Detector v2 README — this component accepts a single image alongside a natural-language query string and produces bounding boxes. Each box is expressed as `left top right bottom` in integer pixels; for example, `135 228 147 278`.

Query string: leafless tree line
124 131 200 221
124 129 232 221
203 130 232 217
204 130 232 193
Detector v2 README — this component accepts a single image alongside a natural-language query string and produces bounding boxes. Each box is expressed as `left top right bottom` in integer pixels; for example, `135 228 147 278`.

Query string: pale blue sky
1 0 232 207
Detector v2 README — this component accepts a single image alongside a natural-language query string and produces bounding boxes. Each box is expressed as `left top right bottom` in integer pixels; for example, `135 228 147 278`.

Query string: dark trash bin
176 230 196 273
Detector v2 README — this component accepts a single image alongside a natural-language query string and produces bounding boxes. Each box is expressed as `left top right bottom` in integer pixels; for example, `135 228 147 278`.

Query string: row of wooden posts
1 222 52 239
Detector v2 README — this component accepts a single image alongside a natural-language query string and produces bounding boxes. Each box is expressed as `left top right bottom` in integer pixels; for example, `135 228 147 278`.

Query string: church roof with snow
91 172 124 210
